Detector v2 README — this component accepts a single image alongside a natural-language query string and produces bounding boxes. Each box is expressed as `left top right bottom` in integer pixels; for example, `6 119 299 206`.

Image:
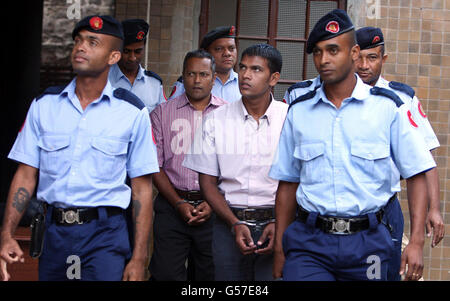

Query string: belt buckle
189 200 202 207
242 208 256 221
186 190 198 200
331 218 350 234
61 209 82 225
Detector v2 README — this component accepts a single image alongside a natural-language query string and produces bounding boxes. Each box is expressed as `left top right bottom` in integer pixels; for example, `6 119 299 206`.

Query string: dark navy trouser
382 195 404 281
282 212 394 281
212 216 273 281
39 206 131 281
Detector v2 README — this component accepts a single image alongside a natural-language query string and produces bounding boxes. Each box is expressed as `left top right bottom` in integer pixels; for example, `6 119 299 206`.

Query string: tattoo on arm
133 199 142 219
12 187 30 213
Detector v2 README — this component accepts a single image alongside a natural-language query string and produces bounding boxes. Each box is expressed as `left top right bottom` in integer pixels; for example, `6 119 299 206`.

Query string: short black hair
182 49 216 74
241 44 282 74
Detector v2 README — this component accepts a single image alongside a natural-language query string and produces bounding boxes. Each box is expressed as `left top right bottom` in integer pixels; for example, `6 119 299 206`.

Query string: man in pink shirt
183 44 288 280
148 50 227 280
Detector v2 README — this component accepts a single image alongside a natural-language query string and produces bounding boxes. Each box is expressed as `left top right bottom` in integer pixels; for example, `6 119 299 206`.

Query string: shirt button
71 172 76 176
335 117 340 122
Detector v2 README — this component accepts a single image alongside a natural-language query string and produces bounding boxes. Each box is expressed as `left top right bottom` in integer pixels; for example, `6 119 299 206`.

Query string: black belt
51 206 123 225
231 207 275 222
296 206 384 235
175 189 204 201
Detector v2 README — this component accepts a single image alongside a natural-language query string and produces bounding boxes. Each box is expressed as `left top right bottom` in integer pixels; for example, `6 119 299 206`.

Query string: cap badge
89 17 103 31
229 26 236 36
372 36 380 44
137 31 145 40
325 21 339 33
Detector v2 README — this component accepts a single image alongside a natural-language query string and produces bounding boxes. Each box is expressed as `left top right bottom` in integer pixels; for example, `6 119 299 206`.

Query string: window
200 0 347 100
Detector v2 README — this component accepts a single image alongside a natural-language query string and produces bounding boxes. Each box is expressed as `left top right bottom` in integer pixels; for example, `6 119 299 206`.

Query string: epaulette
388 81 415 99
287 80 313 93
113 88 145 110
176 76 183 83
370 86 404 108
36 85 67 101
144 70 163 84
288 89 317 109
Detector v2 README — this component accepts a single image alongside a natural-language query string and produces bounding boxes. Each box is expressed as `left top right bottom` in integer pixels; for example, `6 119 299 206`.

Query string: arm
122 174 153 281
0 164 38 280
199 173 256 255
424 166 444 247
272 181 298 279
400 172 428 281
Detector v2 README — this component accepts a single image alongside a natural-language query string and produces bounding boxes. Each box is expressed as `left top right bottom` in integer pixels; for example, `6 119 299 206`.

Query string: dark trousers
212 216 273 281
39 206 131 281
382 195 404 281
149 194 214 281
282 212 393 281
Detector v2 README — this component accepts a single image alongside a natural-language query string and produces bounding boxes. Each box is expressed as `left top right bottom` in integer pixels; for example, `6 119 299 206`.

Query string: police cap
122 19 149 46
72 15 124 40
200 26 236 50
306 9 354 54
356 27 384 50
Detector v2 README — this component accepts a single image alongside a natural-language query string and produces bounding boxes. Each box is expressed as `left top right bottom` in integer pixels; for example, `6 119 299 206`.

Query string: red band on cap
325 21 339 33
229 26 236 36
372 36 380 44
89 17 103 30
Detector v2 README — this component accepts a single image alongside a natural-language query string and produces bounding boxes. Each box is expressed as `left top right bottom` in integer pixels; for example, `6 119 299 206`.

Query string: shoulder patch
36 85 67 101
370 86 404 108
144 70 163 84
289 89 317 109
113 88 146 110
388 81 415 98
287 80 313 93
176 75 183 83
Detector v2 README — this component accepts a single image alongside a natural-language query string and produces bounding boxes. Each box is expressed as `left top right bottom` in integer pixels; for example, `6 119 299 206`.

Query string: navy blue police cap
356 27 384 50
122 19 149 46
306 9 355 54
200 26 236 50
72 15 124 40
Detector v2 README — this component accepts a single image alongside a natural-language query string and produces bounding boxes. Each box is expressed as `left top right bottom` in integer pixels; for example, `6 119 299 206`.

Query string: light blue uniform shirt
169 70 241 103
8 78 159 209
109 64 166 113
269 75 436 216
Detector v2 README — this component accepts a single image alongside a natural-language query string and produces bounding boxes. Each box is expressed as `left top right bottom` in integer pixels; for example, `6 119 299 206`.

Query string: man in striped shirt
148 50 227 281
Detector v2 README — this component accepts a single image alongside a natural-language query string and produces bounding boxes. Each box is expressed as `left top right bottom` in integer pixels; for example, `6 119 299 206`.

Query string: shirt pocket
351 142 390 184
90 137 128 180
293 142 326 185
37 135 71 176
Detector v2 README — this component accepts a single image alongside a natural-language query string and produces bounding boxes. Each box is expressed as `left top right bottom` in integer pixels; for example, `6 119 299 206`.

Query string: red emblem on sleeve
325 21 340 33
136 31 145 40
282 98 287 104
19 118 26 132
407 110 418 128
418 101 427 118
89 17 103 31
372 36 380 44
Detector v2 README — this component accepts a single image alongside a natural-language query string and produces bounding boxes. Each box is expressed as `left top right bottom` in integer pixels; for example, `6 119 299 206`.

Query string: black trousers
149 193 214 281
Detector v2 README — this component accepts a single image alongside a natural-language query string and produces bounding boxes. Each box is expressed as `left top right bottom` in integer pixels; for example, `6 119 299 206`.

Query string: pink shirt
183 97 288 208
150 93 227 191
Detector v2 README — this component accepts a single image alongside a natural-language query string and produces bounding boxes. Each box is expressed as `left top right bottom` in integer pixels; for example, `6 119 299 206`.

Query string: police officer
0 15 159 281
269 9 435 281
355 27 444 281
109 19 166 113
169 26 241 103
